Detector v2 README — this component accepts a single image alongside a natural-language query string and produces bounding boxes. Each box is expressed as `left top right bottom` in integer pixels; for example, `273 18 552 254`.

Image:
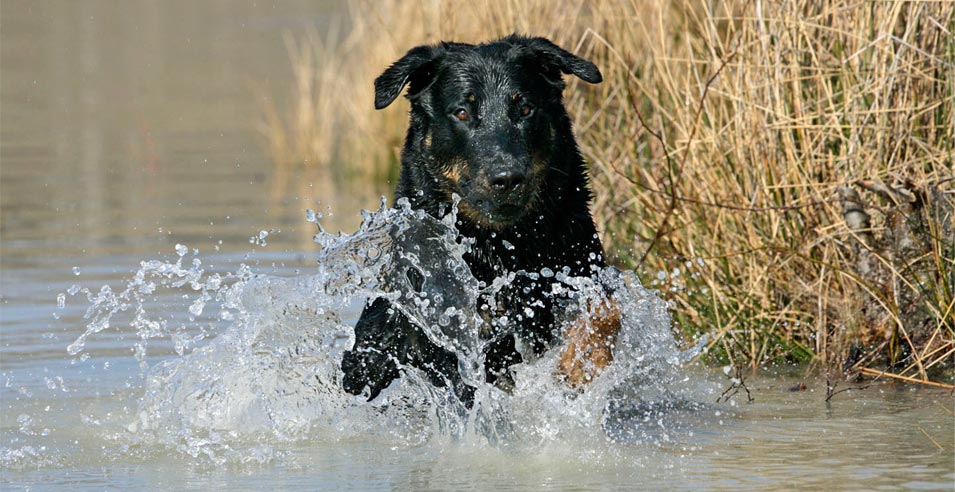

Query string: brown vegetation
261 0 954 384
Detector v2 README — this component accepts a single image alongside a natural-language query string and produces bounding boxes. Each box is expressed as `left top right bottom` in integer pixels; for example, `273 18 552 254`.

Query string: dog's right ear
518 36 602 85
374 44 446 110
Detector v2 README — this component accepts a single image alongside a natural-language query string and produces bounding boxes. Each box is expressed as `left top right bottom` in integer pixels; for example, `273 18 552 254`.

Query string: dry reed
261 0 954 384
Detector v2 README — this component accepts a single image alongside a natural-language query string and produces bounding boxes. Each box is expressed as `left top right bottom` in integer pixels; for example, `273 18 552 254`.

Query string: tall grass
262 0 954 384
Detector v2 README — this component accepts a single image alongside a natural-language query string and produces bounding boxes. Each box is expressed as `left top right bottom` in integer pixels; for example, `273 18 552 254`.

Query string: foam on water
60 199 712 464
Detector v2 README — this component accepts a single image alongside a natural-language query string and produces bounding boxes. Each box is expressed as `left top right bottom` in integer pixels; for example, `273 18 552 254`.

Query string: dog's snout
489 170 526 191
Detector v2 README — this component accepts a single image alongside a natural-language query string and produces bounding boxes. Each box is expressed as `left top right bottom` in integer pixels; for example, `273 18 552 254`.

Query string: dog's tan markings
423 130 433 149
442 164 462 184
558 298 621 388
455 200 510 231
467 93 476 103
439 156 466 185
456 201 492 226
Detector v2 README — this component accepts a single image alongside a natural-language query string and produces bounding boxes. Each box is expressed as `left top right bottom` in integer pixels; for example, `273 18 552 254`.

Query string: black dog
341 35 616 406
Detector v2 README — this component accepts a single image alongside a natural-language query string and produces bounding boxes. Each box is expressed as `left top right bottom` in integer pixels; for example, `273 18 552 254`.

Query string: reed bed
261 0 954 384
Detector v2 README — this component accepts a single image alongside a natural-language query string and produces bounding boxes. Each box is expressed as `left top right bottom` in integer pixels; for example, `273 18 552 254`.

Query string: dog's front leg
342 297 476 406
341 298 404 400
557 299 621 388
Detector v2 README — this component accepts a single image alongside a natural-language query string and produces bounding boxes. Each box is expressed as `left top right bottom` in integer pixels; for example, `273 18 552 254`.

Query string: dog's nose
489 170 525 191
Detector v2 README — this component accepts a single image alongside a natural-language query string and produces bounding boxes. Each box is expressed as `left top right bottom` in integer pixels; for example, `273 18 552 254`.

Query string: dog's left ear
374 43 449 109
515 36 603 84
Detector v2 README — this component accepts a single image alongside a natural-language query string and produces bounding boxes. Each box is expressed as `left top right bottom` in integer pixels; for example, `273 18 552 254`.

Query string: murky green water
2 2 953 491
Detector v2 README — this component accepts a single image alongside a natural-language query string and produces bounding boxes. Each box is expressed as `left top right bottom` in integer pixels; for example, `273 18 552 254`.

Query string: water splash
66 198 711 464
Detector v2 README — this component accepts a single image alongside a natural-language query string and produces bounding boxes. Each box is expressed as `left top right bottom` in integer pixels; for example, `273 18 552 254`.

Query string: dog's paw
557 299 621 388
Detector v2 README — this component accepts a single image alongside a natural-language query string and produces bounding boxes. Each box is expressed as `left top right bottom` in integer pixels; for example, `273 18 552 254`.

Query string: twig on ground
717 365 755 404
858 367 955 390
825 373 872 403
919 426 945 451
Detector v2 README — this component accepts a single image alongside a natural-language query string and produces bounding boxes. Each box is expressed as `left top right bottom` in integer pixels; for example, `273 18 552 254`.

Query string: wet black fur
341 35 607 406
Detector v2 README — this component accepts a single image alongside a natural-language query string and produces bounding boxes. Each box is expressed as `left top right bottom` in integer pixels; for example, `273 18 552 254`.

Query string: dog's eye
453 108 470 122
520 103 534 118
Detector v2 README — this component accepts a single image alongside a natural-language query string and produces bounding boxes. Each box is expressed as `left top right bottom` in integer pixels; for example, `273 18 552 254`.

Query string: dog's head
375 35 601 229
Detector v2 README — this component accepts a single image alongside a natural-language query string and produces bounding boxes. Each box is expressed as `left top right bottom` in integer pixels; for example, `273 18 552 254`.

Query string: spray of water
65 199 711 464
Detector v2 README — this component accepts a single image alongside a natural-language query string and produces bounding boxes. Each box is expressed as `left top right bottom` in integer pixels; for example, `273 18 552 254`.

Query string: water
8 200 951 491
2 2 953 491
